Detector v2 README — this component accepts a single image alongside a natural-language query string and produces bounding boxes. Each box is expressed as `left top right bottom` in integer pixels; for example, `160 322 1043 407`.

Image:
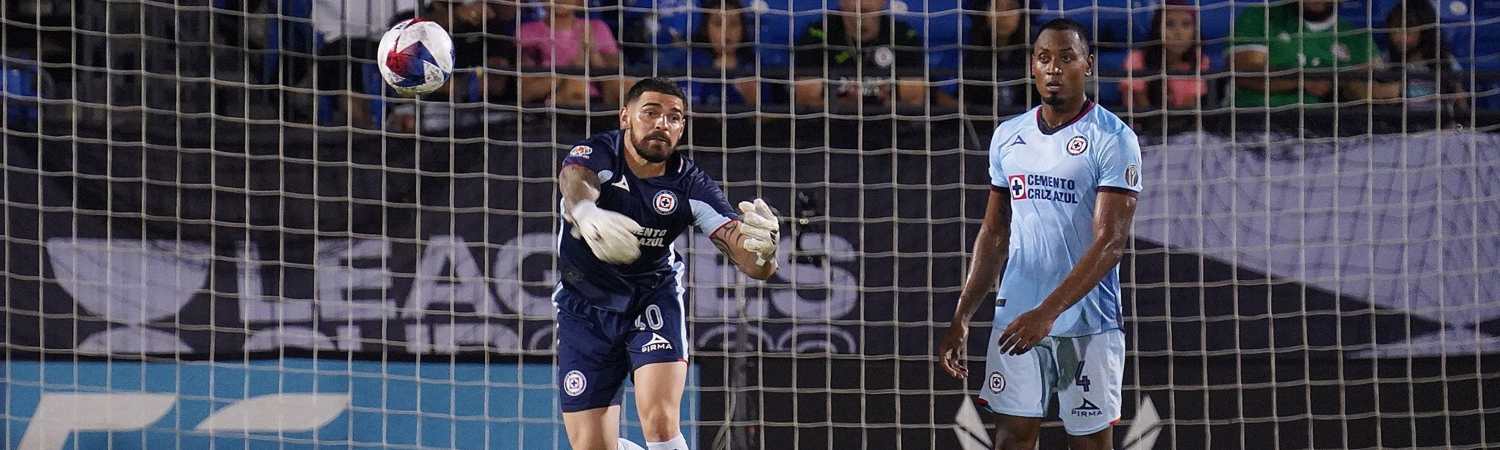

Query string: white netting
0 0 1497 448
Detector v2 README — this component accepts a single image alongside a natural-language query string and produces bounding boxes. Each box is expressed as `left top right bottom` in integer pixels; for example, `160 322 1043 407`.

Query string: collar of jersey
1035 100 1095 136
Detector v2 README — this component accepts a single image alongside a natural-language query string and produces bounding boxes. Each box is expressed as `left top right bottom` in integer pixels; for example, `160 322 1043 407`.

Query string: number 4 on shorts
1074 361 1091 392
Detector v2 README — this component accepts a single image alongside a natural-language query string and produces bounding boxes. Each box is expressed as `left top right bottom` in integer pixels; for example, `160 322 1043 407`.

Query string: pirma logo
1071 398 1104 417
641 333 674 352
564 370 588 397
653 190 678 215
988 371 1006 393
1007 175 1027 200
570 145 593 158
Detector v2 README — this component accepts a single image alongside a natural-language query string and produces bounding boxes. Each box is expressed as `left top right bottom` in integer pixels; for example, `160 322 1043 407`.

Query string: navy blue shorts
554 282 688 413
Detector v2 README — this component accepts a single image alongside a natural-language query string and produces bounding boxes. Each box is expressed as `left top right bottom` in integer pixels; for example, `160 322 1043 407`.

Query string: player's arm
560 164 643 264
708 205 779 281
688 171 779 280
938 188 1012 379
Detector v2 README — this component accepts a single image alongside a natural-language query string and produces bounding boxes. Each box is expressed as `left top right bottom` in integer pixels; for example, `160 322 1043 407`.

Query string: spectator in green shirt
1231 0 1379 107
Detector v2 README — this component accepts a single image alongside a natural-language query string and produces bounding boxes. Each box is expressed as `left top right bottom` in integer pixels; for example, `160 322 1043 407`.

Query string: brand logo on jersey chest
1066 136 1088 155
653 190 678 215
569 145 593 158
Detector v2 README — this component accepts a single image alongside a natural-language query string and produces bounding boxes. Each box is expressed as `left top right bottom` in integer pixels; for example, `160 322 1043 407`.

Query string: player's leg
1065 427 1113 450
556 287 633 450
563 406 623 450
978 326 1055 450
626 281 691 449
633 361 688 447
992 414 1043 450
1055 329 1126 450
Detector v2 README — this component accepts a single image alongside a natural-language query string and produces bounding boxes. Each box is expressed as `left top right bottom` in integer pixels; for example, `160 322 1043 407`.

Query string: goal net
0 0 1496 448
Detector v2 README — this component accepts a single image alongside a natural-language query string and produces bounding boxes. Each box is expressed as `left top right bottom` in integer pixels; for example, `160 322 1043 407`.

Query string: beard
631 130 675 163
1041 90 1067 107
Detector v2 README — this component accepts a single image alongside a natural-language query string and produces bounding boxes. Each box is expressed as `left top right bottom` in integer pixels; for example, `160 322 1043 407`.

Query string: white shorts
977 328 1124 436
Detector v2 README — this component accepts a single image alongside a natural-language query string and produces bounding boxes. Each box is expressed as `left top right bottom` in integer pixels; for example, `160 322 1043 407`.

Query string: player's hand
997 308 1057 356
568 200 643 265
937 322 970 379
737 199 780 265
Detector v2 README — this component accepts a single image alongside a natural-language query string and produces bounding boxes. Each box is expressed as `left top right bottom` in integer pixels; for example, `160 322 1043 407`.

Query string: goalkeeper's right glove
567 200 643 265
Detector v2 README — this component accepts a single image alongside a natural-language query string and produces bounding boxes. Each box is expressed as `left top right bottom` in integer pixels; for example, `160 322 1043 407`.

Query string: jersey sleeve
1094 128 1144 193
688 171 739 234
987 125 1009 190
561 137 615 178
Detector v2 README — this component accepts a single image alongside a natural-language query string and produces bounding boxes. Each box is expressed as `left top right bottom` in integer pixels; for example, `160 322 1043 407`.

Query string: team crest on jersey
988 371 1006 393
1066 136 1088 155
653 190 678 215
563 370 587 396
1007 174 1027 200
569 145 592 158
1125 164 1140 187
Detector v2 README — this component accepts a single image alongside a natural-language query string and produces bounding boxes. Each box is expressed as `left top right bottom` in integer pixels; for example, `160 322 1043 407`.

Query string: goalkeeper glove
568 200 643 265
737 198 780 265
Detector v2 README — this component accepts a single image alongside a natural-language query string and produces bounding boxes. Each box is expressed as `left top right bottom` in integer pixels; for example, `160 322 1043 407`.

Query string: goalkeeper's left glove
737 198 780 265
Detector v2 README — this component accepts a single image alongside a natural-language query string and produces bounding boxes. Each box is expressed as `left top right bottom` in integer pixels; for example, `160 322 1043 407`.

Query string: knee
638 408 680 442
994 425 1039 450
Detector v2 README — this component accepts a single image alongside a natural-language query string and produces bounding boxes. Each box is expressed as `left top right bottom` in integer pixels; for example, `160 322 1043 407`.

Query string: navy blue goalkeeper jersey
558 130 739 312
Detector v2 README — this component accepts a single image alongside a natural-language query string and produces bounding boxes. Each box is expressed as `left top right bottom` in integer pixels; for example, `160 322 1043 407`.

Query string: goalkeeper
554 78 779 450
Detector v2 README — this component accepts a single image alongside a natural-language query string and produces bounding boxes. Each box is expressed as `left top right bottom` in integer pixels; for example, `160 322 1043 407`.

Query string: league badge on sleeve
1066 136 1088 155
1125 164 1140 188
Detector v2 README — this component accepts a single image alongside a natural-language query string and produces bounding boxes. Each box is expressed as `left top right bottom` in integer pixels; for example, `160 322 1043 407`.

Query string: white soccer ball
377 18 454 96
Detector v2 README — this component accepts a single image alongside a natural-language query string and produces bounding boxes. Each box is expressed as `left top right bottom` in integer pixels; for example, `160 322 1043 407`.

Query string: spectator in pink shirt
517 0 625 106
1120 2 1211 110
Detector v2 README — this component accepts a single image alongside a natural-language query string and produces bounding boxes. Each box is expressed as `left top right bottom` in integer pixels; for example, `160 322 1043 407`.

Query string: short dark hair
625 78 687 106
1035 18 1092 53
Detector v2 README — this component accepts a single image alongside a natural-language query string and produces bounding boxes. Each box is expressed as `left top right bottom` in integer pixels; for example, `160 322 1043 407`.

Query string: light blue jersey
988 102 1142 337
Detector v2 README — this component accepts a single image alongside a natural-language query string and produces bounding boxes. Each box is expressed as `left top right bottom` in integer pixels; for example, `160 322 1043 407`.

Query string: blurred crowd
0 0 1493 131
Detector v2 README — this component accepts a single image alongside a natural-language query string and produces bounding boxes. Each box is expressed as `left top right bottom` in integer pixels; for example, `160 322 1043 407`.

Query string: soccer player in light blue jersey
938 18 1142 450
